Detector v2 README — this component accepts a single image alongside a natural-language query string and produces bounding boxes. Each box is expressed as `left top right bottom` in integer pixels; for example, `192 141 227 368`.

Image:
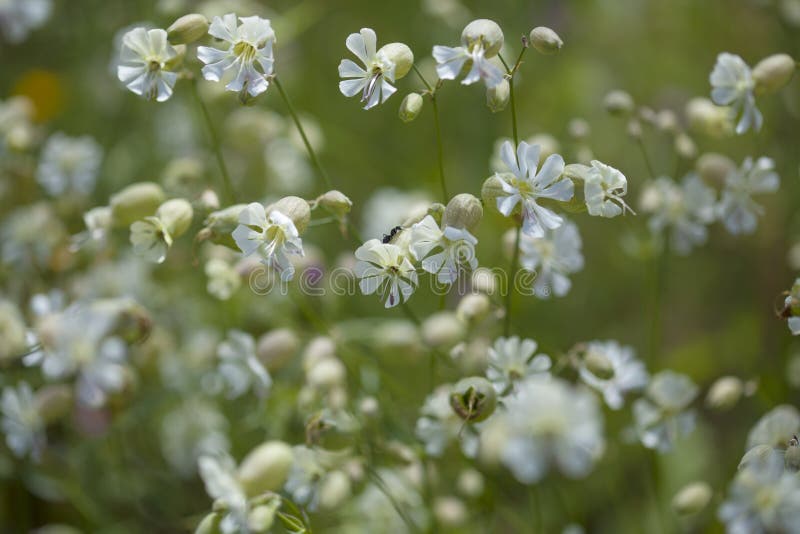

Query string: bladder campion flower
433 19 505 88
117 27 179 102
232 202 304 282
354 239 418 308
709 52 761 134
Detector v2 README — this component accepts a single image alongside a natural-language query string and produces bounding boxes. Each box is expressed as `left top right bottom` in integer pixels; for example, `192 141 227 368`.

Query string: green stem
367 468 421 533
637 137 656 180
272 76 333 190
191 80 236 203
503 225 522 337
648 232 669 361
412 65 447 201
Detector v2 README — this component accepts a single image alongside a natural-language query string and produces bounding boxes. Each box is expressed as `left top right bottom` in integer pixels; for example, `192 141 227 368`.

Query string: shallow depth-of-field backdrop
1 0 800 533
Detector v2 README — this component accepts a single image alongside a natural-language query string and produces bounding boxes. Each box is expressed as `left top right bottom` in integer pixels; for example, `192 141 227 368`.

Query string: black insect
381 225 403 244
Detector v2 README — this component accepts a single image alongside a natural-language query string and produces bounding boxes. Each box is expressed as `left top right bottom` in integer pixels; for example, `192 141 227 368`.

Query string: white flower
410 215 478 284
130 217 172 264
718 452 800 534
717 156 779 235
632 370 698 453
641 174 716 255
518 220 584 299
577 340 648 410
232 202 304 282
0 0 51 44
415 385 479 458
483 376 604 483
354 239 418 308
432 22 504 88
117 27 179 102
1 382 45 460
583 160 633 217
494 140 573 237
197 14 275 98
710 52 762 134
214 330 272 399
338 28 397 109
198 453 249 534
36 133 102 196
486 336 551 394
205 258 241 300
161 399 230 477
746 405 800 450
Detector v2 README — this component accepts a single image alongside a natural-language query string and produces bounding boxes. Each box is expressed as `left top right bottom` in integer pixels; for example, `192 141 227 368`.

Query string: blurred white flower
518 219 584 299
36 133 102 196
484 376 604 483
632 370 698 452
205 258 241 300
117 27 179 102
577 340 648 410
486 336 551 394
719 451 800 534
354 239 418 308
494 140 573 238
583 160 634 217
410 215 478 284
641 174 716 255
1 382 45 460
746 405 800 450
130 217 172 264
232 203 304 282
213 330 272 399
0 0 51 44
161 399 229 477
198 453 248 534
197 14 275 98
710 52 761 134
338 28 398 109
415 385 479 458
717 156 779 235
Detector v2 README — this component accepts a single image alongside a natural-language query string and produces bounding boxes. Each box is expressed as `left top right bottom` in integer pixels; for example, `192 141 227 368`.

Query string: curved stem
191 80 236 203
272 76 333 190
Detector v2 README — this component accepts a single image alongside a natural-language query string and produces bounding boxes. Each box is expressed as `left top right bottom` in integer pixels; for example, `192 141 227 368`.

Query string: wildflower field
1 0 800 532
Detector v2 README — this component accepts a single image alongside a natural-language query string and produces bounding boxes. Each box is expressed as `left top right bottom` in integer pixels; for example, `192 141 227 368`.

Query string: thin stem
503 225 522 337
499 48 527 147
367 468 421 533
637 137 656 180
412 64 447 201
648 232 670 361
272 76 333 190
191 80 236 203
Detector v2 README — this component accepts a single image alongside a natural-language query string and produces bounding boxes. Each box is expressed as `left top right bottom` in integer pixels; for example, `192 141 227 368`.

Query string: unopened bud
257 328 299 371
237 441 294 497
302 336 336 371
202 204 247 249
450 377 497 422
156 198 193 238
316 190 352 219
443 193 482 232
422 311 466 349
399 93 424 122
462 19 504 57
195 512 223 534
167 13 210 45
753 53 796 95
705 376 743 411
529 26 563 55
110 182 166 227
656 110 678 133
584 349 614 380
471 268 497 294
318 470 352 510
34 384 73 423
165 44 186 71
198 189 220 211
434 496 467 527
627 119 643 139
248 501 278 532
456 294 490 323
604 90 635 116
457 469 485 498
162 157 205 194
686 97 733 138
568 118 591 140
696 153 735 186
307 357 346 389
674 133 697 159
378 43 414 79
486 79 510 113
481 174 507 209
267 196 311 234
671 481 712 516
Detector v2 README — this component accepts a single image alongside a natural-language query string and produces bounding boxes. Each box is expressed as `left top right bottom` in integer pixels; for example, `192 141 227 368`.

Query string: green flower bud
443 193 483 232
257 328 299 371
162 157 205 195
378 42 414 79
686 97 733 138
34 384 73 424
529 26 563 55
584 349 614 380
318 470 352 510
486 79 510 113
165 44 187 71
422 311 466 349
399 92 424 123
696 153 735 186
237 441 294 497
307 357 346 389
267 196 311 234
456 293 490 324
481 174 507 209
462 19 504 57
753 53 796 95
450 377 497 422
202 204 247 249
671 481 712 516
315 190 353 219
247 495 281 532
156 198 193 238
167 13 210 45
194 512 223 534
471 268 497 294
674 133 697 160
604 90 635 116
705 376 743 411
110 182 166 227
